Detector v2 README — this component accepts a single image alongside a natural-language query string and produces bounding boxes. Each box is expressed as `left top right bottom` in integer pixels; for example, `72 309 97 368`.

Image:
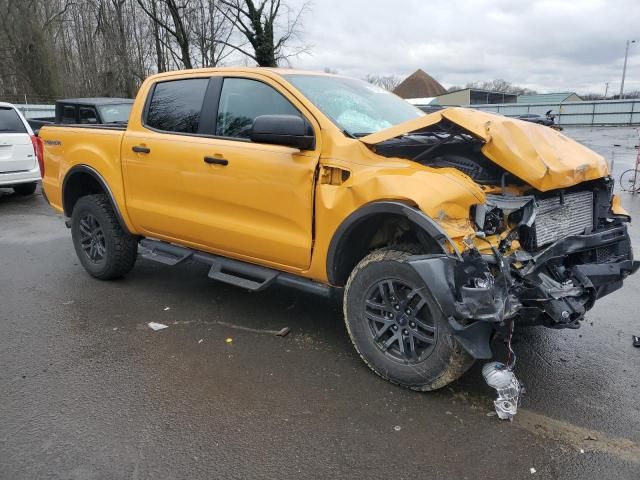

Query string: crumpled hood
360 107 609 192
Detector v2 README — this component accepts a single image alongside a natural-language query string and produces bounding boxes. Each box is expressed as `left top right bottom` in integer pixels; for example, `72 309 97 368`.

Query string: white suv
0 102 43 195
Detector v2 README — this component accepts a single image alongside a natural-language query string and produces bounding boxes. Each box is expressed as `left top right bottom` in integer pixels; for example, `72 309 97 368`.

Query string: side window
146 78 209 134
79 107 98 124
216 78 300 139
61 106 76 124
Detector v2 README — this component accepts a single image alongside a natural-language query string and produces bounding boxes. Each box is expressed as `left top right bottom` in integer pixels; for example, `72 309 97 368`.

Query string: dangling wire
505 318 516 370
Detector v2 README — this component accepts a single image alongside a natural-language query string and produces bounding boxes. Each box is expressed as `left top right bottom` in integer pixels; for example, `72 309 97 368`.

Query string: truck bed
39 124 127 215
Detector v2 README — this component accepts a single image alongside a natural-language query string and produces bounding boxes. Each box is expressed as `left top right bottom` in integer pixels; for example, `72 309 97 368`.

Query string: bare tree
0 0 67 98
191 0 234 67
136 0 194 69
464 79 536 95
365 74 402 91
0 0 311 100
217 0 308 67
96 0 141 96
581 93 605 100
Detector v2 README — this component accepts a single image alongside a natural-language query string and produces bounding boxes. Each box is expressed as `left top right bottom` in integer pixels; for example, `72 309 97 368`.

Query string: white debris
393 425 401 431
482 362 523 421
163 306 170 311
530 468 536 474
580 449 585 454
148 322 169 331
198 339 203 344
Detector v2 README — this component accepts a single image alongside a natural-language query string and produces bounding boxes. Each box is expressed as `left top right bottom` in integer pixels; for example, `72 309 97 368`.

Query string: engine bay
370 119 518 185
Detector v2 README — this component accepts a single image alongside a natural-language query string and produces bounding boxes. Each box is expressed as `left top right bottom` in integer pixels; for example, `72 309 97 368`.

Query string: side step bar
139 238 332 298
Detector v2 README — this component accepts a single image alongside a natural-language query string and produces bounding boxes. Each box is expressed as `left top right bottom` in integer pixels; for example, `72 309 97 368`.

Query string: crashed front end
410 178 638 359
361 108 639 360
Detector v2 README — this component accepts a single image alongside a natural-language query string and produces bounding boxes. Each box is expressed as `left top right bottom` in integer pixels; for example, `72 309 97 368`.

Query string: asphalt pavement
1 127 639 479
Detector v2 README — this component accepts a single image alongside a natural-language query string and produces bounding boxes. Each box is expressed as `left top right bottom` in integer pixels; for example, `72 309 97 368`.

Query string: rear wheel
344 248 474 391
71 194 138 280
13 182 37 195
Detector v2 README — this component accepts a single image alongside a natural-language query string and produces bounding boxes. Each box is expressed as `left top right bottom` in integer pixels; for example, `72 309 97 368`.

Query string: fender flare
62 164 131 234
325 200 460 285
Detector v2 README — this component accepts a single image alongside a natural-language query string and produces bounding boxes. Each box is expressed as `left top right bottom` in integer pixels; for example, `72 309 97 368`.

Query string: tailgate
0 106 35 173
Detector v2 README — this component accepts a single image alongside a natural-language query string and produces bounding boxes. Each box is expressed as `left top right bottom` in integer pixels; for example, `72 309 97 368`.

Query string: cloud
281 0 640 94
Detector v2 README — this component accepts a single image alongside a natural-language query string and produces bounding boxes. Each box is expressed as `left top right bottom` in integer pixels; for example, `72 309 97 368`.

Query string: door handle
132 145 150 154
204 156 228 166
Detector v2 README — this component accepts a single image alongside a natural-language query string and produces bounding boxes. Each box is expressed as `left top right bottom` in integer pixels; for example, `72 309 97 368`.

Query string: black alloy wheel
364 279 437 363
343 248 474 391
78 214 107 263
70 194 138 280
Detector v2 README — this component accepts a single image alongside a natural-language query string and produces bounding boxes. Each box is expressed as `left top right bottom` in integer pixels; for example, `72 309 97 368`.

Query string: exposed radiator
520 191 594 250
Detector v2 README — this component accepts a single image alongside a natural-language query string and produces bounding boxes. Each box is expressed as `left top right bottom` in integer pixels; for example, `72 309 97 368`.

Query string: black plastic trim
43 124 127 131
62 165 131 234
326 201 459 285
198 76 223 135
521 225 630 276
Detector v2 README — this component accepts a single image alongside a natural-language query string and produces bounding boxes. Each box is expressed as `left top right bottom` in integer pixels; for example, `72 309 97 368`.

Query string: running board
138 239 332 297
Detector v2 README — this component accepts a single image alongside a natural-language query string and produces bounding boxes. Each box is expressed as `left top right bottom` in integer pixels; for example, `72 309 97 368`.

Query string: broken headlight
473 194 536 239
473 204 505 236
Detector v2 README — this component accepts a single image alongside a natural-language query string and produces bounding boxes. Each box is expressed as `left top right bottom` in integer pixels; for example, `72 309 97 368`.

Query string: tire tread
72 194 137 280
343 248 473 391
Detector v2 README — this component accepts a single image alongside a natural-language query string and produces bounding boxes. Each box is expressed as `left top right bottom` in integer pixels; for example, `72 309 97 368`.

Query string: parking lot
1 127 639 479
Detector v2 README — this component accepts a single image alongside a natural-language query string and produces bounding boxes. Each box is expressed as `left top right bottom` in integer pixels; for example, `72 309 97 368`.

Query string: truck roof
57 97 134 105
146 67 339 83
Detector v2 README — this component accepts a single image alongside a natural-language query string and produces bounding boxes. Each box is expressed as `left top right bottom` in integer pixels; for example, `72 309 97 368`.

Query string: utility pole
620 39 636 99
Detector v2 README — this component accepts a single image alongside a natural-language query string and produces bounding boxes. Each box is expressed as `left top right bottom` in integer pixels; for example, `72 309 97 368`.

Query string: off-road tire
344 248 474 391
71 194 138 280
13 182 37 195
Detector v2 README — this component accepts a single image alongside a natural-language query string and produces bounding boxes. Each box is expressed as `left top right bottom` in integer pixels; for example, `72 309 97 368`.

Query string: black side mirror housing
250 114 315 150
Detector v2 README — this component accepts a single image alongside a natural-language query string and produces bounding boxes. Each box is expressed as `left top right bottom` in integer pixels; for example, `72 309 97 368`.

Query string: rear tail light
30 135 44 178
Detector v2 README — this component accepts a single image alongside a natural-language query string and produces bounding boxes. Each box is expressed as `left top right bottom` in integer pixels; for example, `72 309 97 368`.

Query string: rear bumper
408 224 638 359
0 165 40 186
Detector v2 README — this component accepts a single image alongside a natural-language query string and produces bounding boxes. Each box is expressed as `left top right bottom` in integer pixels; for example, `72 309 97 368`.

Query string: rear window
0 107 27 133
145 78 209 134
61 105 76 124
98 103 132 124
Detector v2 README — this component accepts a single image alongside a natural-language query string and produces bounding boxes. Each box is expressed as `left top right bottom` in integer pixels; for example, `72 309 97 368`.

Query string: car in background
416 105 444 114
0 102 42 196
514 110 562 130
28 98 134 134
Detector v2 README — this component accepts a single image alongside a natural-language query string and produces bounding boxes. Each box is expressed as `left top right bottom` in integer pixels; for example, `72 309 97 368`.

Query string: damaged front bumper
408 224 639 359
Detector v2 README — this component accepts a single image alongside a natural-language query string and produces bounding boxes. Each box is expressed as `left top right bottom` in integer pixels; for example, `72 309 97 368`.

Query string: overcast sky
280 0 640 94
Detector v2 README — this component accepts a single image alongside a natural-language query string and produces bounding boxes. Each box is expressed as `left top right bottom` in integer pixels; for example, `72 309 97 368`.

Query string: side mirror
250 114 315 150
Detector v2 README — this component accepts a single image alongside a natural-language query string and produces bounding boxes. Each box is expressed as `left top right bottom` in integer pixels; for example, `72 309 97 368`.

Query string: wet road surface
1 127 640 479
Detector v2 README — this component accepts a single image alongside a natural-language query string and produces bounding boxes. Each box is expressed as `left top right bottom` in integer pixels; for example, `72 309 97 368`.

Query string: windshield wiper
342 129 357 139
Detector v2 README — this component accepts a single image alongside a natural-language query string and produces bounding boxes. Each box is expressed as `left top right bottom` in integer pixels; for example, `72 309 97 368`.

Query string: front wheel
71 194 138 280
344 249 474 391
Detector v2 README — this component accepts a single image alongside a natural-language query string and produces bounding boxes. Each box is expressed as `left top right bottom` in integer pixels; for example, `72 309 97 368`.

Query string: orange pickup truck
39 67 637 391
